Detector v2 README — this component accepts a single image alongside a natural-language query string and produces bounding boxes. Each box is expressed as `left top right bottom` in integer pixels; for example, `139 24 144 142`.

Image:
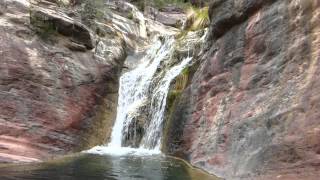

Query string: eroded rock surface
144 6 186 28
164 0 320 179
30 6 94 49
0 0 126 163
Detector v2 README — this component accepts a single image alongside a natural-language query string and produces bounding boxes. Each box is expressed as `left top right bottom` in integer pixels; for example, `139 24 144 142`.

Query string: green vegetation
133 0 146 11
30 12 58 41
162 70 187 152
182 66 190 76
185 6 209 31
167 90 182 114
37 23 58 41
80 0 104 28
54 0 71 7
127 12 134 20
167 66 189 110
175 70 189 91
175 6 209 39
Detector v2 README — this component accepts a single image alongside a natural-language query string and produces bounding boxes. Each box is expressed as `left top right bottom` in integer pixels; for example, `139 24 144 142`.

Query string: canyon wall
0 0 127 163
164 0 320 179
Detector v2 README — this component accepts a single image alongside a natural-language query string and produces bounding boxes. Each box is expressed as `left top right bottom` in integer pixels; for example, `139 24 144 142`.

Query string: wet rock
121 98 149 148
122 112 147 148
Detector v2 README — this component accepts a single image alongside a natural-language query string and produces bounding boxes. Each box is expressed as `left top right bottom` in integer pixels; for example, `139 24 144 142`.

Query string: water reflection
0 154 218 180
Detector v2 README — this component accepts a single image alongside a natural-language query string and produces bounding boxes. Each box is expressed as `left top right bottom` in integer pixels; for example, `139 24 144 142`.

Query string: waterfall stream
141 56 192 149
110 36 176 148
87 35 193 155
86 2 208 156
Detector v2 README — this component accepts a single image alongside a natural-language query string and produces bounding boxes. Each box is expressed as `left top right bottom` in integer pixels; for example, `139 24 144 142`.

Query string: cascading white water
127 3 147 38
85 1 208 156
109 36 175 147
141 56 192 149
87 35 193 155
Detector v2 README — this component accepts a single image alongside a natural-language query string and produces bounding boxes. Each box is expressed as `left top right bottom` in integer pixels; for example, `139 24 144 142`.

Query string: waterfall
141 56 192 149
85 2 208 156
87 35 193 155
109 36 175 147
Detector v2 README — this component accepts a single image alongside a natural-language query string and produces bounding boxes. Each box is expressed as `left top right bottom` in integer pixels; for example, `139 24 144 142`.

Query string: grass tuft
186 6 209 31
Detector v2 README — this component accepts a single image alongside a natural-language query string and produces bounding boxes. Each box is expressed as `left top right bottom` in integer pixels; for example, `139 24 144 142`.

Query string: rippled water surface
0 154 218 180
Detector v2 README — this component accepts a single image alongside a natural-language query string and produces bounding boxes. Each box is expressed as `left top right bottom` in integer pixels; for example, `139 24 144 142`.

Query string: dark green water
0 154 218 180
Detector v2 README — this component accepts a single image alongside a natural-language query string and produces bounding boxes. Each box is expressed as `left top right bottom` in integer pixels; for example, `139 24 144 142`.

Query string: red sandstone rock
0 0 125 163
164 0 320 179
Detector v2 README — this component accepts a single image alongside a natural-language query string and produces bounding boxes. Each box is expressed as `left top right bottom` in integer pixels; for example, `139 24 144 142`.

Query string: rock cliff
0 0 128 163
164 0 320 179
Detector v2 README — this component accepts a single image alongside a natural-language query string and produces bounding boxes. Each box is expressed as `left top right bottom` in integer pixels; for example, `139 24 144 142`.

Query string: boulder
30 6 94 49
145 6 186 28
